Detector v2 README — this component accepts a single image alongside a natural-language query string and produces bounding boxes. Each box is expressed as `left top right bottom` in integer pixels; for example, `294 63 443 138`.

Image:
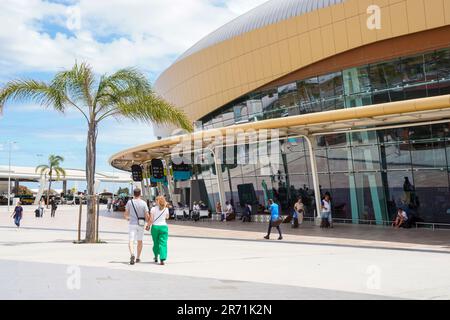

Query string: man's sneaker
130 255 135 265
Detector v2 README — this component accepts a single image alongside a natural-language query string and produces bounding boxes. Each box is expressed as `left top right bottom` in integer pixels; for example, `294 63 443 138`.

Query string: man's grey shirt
125 198 149 225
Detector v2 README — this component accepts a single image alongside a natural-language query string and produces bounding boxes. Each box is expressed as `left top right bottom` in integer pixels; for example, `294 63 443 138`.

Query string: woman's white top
151 206 168 226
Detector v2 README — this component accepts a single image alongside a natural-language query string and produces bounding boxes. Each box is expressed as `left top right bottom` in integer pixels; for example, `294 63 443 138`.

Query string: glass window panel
318 173 332 197
352 145 381 171
329 172 353 220
343 66 371 95
431 123 450 139
345 92 372 108
319 72 344 111
315 149 329 173
325 133 349 148
328 147 353 172
411 141 447 168
351 131 378 145
273 82 298 117
353 172 388 222
424 50 441 97
401 54 427 99
369 59 403 91
379 128 410 143
413 170 450 224
437 48 450 94
286 151 309 174
409 125 432 141
384 143 412 170
297 76 322 113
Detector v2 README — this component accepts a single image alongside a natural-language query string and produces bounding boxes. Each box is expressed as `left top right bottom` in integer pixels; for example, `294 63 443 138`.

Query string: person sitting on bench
242 203 252 222
393 207 408 229
225 201 235 221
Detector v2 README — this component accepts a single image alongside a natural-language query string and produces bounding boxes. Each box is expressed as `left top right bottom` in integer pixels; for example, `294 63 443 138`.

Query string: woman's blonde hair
156 196 167 209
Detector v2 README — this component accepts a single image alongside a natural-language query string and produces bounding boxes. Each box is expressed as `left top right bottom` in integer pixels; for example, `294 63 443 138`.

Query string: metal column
212 147 226 211
164 157 175 201
304 135 322 221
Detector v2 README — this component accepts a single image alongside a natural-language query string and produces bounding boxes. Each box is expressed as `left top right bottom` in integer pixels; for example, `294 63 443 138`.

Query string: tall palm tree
0 62 193 243
36 155 66 208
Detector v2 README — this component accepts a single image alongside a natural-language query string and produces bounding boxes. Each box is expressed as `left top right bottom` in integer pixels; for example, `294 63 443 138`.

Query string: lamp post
7 141 17 214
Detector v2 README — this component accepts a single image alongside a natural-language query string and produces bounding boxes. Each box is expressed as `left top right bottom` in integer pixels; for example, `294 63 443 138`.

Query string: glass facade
181 47 450 226
201 48 450 129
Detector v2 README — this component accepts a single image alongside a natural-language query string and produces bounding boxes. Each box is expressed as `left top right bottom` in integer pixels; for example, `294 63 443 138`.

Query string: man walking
50 198 58 218
264 199 283 240
124 188 149 265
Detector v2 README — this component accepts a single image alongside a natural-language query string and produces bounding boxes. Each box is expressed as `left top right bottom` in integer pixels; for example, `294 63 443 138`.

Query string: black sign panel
172 162 191 172
131 165 143 182
151 159 165 180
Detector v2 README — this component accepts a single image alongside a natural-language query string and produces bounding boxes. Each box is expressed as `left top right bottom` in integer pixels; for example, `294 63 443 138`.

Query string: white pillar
164 157 175 201
304 135 322 222
212 148 226 212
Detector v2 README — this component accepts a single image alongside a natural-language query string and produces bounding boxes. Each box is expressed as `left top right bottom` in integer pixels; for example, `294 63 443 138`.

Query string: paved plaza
0 205 449 300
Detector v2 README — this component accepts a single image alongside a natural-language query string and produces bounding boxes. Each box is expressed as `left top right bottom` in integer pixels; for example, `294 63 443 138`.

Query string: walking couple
124 189 169 266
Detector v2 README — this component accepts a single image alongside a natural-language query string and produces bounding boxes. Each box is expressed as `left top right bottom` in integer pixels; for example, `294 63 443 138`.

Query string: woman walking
293 197 305 228
148 196 170 265
11 201 23 229
39 198 45 218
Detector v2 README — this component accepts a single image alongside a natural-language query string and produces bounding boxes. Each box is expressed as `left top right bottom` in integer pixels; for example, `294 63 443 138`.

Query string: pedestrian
320 193 332 228
293 197 305 228
264 199 283 240
11 201 23 229
124 188 150 265
39 198 45 218
50 198 58 218
216 202 222 221
107 197 112 212
148 195 170 265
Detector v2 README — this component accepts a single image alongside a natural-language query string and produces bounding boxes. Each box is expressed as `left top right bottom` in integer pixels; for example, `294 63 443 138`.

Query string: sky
0 0 268 185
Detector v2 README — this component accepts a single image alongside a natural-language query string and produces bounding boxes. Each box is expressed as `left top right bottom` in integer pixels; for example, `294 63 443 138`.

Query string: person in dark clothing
242 203 252 222
50 198 58 218
11 202 23 229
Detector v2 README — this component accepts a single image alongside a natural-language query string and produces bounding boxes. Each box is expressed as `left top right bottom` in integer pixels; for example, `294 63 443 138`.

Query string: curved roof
177 0 345 62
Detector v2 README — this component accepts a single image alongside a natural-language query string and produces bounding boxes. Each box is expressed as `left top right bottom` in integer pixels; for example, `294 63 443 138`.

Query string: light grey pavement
1 205 449 300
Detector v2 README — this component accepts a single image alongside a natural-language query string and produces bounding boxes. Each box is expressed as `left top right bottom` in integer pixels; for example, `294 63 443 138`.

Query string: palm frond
113 93 193 132
0 79 67 111
52 62 95 110
35 165 50 176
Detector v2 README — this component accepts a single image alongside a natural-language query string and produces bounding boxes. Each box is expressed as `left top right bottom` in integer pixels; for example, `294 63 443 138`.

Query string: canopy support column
164 156 175 202
211 148 226 213
304 135 322 221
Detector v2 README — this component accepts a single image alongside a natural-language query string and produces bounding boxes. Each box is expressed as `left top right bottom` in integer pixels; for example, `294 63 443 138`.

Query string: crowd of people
9 184 420 266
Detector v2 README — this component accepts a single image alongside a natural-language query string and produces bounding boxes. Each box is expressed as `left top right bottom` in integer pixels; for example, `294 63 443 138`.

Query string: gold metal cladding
154 0 450 122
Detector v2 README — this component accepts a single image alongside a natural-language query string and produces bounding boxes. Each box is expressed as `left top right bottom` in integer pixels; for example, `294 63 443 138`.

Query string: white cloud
0 0 268 79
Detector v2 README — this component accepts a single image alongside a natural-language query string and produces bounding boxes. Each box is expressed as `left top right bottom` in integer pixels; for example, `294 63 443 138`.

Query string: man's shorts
129 224 144 241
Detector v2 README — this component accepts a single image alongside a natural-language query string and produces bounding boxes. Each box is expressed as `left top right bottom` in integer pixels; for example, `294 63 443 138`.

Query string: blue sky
0 0 267 182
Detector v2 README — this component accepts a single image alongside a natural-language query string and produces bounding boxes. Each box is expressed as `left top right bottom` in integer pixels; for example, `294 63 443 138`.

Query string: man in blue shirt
264 199 283 240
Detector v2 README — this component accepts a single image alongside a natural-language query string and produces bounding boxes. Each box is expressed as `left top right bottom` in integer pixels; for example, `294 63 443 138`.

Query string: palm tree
0 62 193 243
36 155 66 208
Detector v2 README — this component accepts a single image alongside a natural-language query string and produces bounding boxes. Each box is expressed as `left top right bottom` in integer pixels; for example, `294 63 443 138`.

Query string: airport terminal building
110 0 450 226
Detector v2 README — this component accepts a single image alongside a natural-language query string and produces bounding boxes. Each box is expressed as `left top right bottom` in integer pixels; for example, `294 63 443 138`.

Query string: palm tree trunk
46 170 52 209
85 122 98 243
